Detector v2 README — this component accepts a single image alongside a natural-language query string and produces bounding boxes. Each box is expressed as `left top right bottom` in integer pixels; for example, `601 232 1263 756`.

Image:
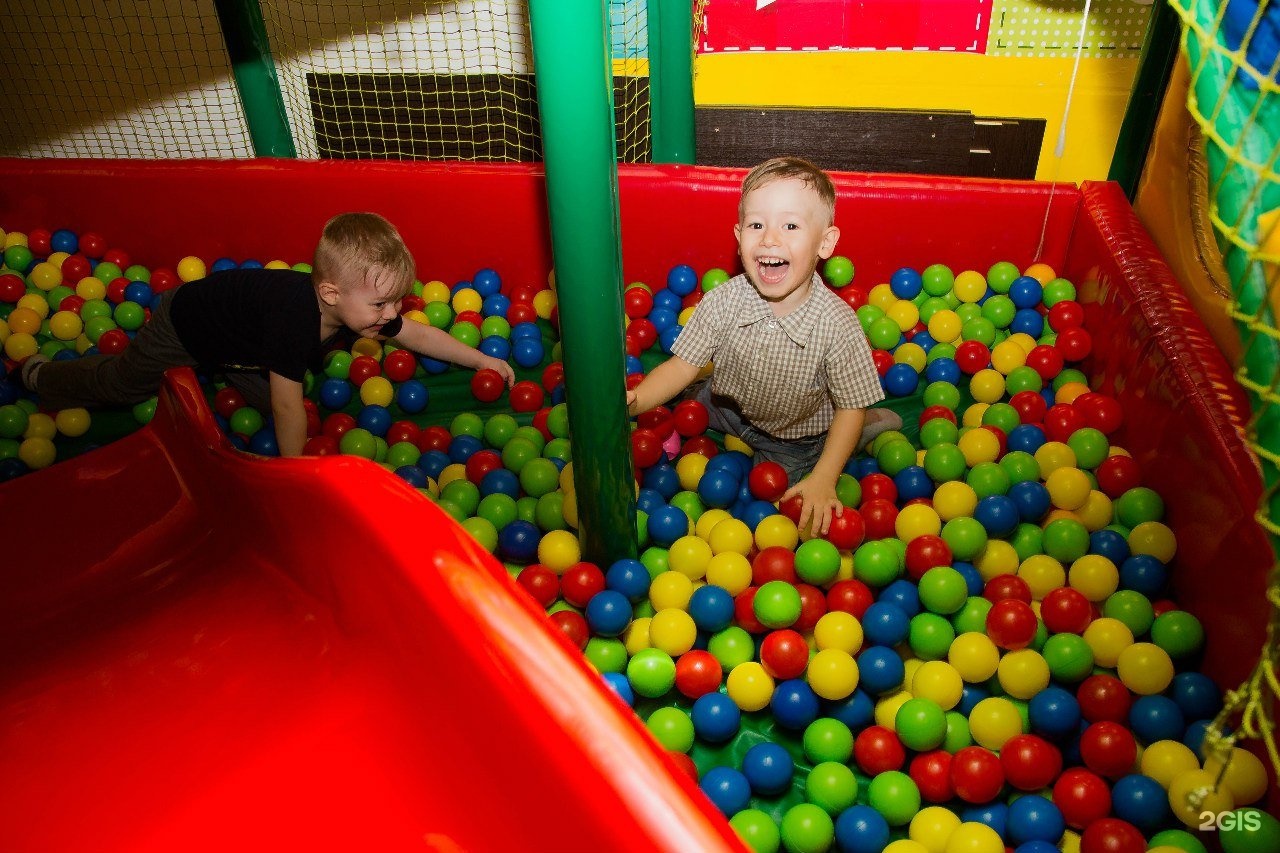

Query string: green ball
1043 518 1090 562
853 541 902 587
645 705 694 752
796 538 841 585
0 438 19 460
926 342 957 364
780 803 835 853
805 762 858 816
1004 365 1044 395
501 437 539 474
920 418 960 448
823 256 855 287
754 579 803 628
480 316 511 339
981 403 1021 435
113 301 145 331
962 317 997 346
1115 486 1164 527
449 321 481 348
943 710 973 753
981 295 1017 329
702 267 731 292
1000 451 1041 484
1147 829 1208 853
434 498 467 523
513 425 547 453
708 626 755 669
627 648 676 698
585 637 628 674
896 697 947 751
1010 523 1045 562
954 302 982 324
866 770 920 826
923 443 967 483
1103 590 1155 636
1042 277 1077 307
440 479 481 516
1041 633 1094 682
966 462 1011 498
483 413 518 448
534 491 567 531
450 411 484 439
1054 368 1089 391
923 381 962 411
875 438 917 477
919 296 950 324
905 613 954 662
986 261 1020 293
635 510 650 548
79 299 112 322
835 473 862 508
918 567 969 615
0 404 29 439
543 437 572 464
131 396 158 425
124 264 152 282
519 457 560 498
1067 427 1109 469
941 517 988 561
640 545 669 579
324 350 352 379
229 406 264 436
1150 610 1205 658
546 403 570 438
868 316 903 350
730 809 780 853
371 436 389 463
84 315 116 344
516 495 539 524
92 261 123 283
45 285 74 312
922 263 955 296
460 516 498 552
386 441 421 469
857 304 885 330
424 301 453 329
951 596 993 634
3 244 32 273
1221 809 1280 853
803 718 854 764
477 493 519 531
670 490 705 524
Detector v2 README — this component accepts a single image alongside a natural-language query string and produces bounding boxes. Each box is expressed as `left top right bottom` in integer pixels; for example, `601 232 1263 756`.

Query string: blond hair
313 212 415 299
739 156 837 225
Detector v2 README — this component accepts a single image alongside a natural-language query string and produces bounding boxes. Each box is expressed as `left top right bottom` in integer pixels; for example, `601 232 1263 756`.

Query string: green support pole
1108 0 1180 200
646 0 697 163
214 0 296 157
528 0 637 567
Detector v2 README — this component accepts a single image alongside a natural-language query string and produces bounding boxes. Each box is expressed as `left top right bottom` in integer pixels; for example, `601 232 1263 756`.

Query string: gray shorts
692 381 826 486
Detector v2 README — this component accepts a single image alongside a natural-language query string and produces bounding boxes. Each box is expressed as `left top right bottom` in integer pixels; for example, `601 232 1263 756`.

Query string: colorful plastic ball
947 745 1004 805
770 678 820 730
807 648 860 700
626 647 676 698
1080 720 1138 779
835 805 891 853
1149 610 1204 659
701 766 752 818
858 645 905 695
496 519 540 562
968 697 1023 750
895 698 947 752
1027 686 1081 740
584 590 632 638
984 599 1037 651
687 692 740 746
739 741 794 797
726 661 775 712
536 529 581 573
1052 768 1112 829
1116 642 1174 695
753 579 802 629
1110 773 1170 832
1170 671 1221 720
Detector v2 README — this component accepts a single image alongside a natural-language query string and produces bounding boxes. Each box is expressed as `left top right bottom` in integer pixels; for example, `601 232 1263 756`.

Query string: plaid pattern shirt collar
731 274 823 347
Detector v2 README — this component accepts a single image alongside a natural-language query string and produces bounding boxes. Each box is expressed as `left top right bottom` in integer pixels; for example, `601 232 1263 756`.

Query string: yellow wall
694 52 1141 183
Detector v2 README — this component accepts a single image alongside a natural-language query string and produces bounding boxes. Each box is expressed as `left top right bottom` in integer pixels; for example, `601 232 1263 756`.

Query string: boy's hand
481 356 516 387
783 476 843 537
626 388 639 417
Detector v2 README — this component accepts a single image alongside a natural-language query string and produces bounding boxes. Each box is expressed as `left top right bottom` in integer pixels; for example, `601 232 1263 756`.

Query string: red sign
699 0 992 54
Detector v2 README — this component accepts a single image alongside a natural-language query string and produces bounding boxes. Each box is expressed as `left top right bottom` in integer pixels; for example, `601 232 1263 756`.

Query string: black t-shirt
169 268 403 382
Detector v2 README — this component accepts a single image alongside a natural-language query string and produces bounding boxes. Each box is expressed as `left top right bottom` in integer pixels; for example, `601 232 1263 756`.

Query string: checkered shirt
671 273 884 440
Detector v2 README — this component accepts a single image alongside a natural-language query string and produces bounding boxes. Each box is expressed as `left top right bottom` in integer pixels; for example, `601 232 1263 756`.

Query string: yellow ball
1141 740 1201 789
675 452 710 491
1068 554 1119 601
562 491 579 528
869 283 898 311
957 427 1000 466
887 299 921 333
1203 747 1269 805
875 689 915 730
7 306 42 335
532 289 557 319
974 540 1018 581
708 518 753 556
559 461 576 494
927 310 962 344
726 661 775 712
536 529 581 573
54 407 91 438
1076 490 1114 532
1083 617 1134 668
990 341 1026 375
968 370 1007 405
421 280 451 304
358 375 395 407
28 260 63 291
667 534 713 580
17 293 50 318
911 660 964 709
909 806 960 853
176 255 208 282
351 337 381 358
943 823 1004 853
451 287 483 314
1018 555 1066 599
814 611 865 655
402 309 429 327
18 436 56 470
649 608 698 655
807 648 860 700
649 570 695 611
896 503 942 541
884 842 931 853
1117 642 1174 694
969 697 1023 750
695 508 732 540
48 310 83 341
623 617 652 655
894 342 927 372
1055 381 1091 404
948 633 1000 683
264 259 291 270
437 463 468 488
724 434 754 456
1046 467 1091 510
1168 768 1235 827
755 514 800 550
4 333 38 361
934 482 978 522
954 270 987 303
76 276 107 300
1129 521 1177 563
705 551 752 595
1007 332 1038 354
997 649 1050 700
1023 263 1057 284
24 412 56 440
1034 442 1077 477
3 230 26 249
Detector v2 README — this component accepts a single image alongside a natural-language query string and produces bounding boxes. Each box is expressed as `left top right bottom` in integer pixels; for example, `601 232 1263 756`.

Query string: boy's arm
626 355 702 416
269 371 309 457
783 406 865 536
390 318 515 386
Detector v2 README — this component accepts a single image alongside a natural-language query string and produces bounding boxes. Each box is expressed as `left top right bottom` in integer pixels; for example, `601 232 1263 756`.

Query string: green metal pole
213 0 296 157
646 0 697 163
528 0 637 567
1108 0 1181 199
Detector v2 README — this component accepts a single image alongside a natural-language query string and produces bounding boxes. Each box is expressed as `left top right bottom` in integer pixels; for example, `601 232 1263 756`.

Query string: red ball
322 412 357 441
0 273 25 302
1048 300 1085 331
302 435 338 456
27 228 51 256
541 361 565 392
860 473 898 504
465 449 504 485
872 349 895 376
416 425 453 453
680 435 719 458
981 425 1007 457
840 285 869 311
623 286 654 319
748 460 790 502
79 232 107 258
752 546 799 585
509 283 542 305
860 498 899 541
1041 586 1094 635
106 277 129 304
638 405 675 439
1057 326 1093 362
625 372 646 392
382 348 417 382
681 290 704 310
794 583 828 633
909 750 955 803
1052 767 1112 829
779 494 804 525
854 726 906 774
1026 345 1065 381
760 629 810 680
628 318 658 351
823 508 866 551
983 574 1032 604
385 419 419 447
667 750 699 781
1073 392 1124 434
455 310 483 328
400 295 424 314
950 746 1005 804
985 599 1038 650
517 564 559 608
630 428 664 469
905 535 953 582
348 355 382 387
1077 674 1133 723
470 368 506 403
918 405 958 428
103 249 132 271
531 407 554 442
674 649 723 699
827 579 874 619
1095 455 1141 497
733 587 766 634
549 609 589 649
1043 403 1087 443
214 386 248 419
1081 818 1146 853
510 380 545 413
1000 734 1063 791
61 255 92 284
560 562 606 608
1009 389 1048 425
508 303 538 325
58 294 85 314
1151 598 1178 617
1080 721 1138 778
955 340 992 374
96 328 129 355
673 399 710 437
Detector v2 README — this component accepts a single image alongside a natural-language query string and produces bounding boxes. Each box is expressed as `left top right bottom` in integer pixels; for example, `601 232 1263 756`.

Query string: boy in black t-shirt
20 213 514 457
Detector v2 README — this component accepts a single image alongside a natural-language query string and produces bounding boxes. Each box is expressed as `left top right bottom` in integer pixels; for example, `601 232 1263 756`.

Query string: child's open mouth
757 256 790 286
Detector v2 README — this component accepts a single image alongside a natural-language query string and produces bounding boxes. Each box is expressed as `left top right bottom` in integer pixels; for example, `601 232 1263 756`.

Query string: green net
1169 0 1280 783
0 0 254 158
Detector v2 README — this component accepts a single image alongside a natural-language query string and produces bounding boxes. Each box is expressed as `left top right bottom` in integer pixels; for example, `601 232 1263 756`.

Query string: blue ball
719 450 756 479
1011 308 1045 338
319 378 352 410
697 468 740 509
602 671 634 706
974 494 1020 536
472 268 502 297
419 354 449 374
1129 695 1186 744
742 741 794 795
418 449 451 481
647 504 690 547
446 433 482 464
124 281 153 305
1008 480 1051 522
1171 672 1222 720
862 602 911 647
882 363 919 397
356 404 391 437
740 499 778 532
396 378 429 414
1007 424 1048 455
511 321 541 341
50 228 78 254
857 645 905 695
649 307 679 334
652 287 683 313
910 330 937 352
954 561 983 595
636 487 667 516
51 348 79 363
479 335 511 361
700 766 751 817
1009 276 1045 309
880 579 922 617
1028 686 1081 739
835 805 891 853
1 457 34 481
513 337 545 369
1120 554 1169 597
960 802 1008 838
497 519 541 562
957 683 990 716
1006 795 1065 846
642 463 681 500
395 465 428 487
249 428 279 456
1015 843 1060 853
480 468 520 498
659 325 683 355
1111 773 1170 832
625 354 645 376
606 558 652 603
771 679 821 730
824 689 875 731
211 257 237 273
585 590 633 637
889 267 923 300
691 692 741 743
689 585 735 632
925 357 961 385
481 292 511 318
667 264 698 296
1184 719 1214 759
240 259 264 270
1089 529 1130 564
893 465 933 502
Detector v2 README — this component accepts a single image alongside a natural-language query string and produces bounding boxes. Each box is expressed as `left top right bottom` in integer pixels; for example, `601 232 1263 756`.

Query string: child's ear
317 279 341 306
734 222 742 243
818 225 841 259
